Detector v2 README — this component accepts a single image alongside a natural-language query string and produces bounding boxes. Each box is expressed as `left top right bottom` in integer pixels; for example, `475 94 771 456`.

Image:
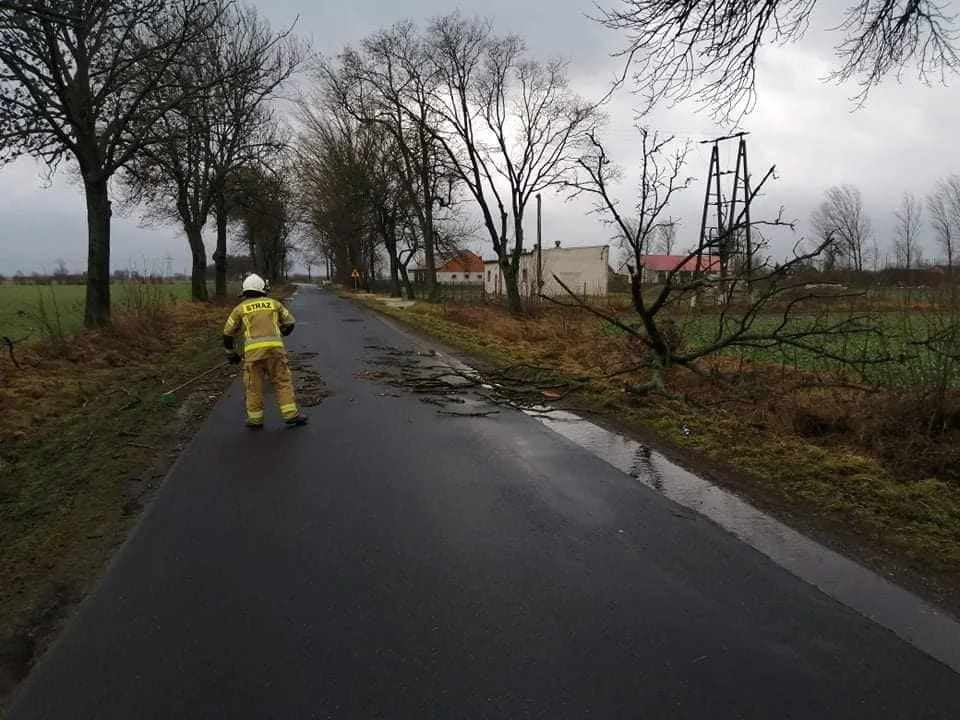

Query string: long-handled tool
159 361 230 406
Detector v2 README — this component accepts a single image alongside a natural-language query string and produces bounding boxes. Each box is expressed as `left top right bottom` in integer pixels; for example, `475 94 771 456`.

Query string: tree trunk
418 125 439 302
502 260 523 315
388 253 401 297
423 224 438 302
383 223 402 298
263 232 280 284
503 214 524 315
398 264 414 299
368 233 376 288
346 232 363 285
247 222 259 276
275 231 289 283
186 225 209 301
213 198 228 298
335 242 351 285
83 176 112 328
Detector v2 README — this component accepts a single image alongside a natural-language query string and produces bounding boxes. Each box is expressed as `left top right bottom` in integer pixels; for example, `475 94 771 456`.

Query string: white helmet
242 273 266 294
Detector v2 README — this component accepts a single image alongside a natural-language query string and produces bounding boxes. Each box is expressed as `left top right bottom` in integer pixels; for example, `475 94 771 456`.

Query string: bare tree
319 22 459 302
425 13 602 314
357 122 419 297
297 246 322 281
122 2 302 301
611 217 640 268
596 0 960 120
298 96 468 297
0 0 227 326
557 128 881 393
655 219 678 255
206 6 303 298
572 127 692 276
894 191 924 271
0 3 79 23
928 174 960 276
810 185 872 273
225 161 297 283
297 107 380 286
569 127 695 365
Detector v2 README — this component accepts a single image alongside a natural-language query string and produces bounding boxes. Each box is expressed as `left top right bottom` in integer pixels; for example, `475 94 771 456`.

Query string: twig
542 280 641 338
2 335 23 369
420 397 450 406
125 442 158 451
72 432 95 450
781 380 880 394
438 410 500 418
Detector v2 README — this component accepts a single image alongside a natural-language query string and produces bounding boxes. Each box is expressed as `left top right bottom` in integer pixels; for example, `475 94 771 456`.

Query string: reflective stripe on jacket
223 296 295 361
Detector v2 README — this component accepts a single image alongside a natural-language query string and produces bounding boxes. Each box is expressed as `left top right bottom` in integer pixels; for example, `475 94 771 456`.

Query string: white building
484 242 611 298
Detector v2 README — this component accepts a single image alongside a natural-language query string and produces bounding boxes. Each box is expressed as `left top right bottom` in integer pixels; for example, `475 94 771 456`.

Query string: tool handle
165 360 229 395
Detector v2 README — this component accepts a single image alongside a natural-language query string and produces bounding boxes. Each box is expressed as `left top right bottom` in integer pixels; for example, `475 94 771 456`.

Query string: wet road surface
7 286 960 719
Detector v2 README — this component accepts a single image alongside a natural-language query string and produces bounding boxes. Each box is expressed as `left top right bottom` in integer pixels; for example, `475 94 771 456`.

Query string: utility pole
536 193 543 299
731 137 753 287
697 141 722 274
699 131 751 299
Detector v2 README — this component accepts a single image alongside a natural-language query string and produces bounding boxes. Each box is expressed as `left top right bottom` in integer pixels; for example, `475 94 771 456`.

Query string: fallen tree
562 127 897 395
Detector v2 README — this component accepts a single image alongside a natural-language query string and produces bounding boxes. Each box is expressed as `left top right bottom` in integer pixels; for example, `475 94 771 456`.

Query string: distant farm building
484 242 611 298
636 255 721 284
413 249 485 285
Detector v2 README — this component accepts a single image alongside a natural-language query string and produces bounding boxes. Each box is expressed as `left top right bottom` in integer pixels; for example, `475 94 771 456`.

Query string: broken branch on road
356 346 624 416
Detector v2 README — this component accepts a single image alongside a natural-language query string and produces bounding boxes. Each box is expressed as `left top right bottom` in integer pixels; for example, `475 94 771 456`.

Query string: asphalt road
7 286 960 719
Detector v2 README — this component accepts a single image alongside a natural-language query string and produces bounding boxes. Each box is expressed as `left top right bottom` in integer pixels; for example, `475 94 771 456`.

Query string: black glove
227 352 242 365
280 324 294 337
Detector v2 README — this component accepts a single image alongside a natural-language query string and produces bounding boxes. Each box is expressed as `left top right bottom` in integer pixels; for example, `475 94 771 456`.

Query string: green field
0 283 195 339
603 308 960 389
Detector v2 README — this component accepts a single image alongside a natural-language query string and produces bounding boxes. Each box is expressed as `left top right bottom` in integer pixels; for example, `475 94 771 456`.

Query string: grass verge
347 291 960 617
0 284 293 706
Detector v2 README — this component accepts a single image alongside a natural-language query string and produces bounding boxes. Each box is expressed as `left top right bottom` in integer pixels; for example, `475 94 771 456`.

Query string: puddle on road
529 407 960 675
356 341 960 674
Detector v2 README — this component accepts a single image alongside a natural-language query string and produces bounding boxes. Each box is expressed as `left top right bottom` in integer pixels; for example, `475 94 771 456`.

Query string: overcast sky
1 0 957 275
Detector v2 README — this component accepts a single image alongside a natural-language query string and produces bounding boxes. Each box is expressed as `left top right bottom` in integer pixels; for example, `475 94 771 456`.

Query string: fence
367 278 625 306
369 280 490 305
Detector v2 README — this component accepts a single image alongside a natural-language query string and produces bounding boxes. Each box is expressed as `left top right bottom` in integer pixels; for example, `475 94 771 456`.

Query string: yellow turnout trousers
243 348 300 424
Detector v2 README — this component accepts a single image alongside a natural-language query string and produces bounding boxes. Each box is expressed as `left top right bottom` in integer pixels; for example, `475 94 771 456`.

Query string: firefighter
223 273 308 429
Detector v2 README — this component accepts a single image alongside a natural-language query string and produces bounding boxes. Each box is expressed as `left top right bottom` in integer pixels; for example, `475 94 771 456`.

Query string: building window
487 271 491 281
451 274 457 280
522 268 528 282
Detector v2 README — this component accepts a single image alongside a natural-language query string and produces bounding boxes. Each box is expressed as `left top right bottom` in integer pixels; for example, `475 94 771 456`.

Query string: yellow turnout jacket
223 295 296 361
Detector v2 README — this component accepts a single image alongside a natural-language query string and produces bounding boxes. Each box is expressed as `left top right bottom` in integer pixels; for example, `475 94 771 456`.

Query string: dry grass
0 292 246 701
352 292 960 584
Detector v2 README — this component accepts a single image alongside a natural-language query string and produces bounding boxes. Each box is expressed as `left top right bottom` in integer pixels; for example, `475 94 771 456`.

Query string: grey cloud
1 0 957 274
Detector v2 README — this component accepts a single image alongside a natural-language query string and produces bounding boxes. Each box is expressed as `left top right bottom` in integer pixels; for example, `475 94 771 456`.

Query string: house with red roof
413 249 486 285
